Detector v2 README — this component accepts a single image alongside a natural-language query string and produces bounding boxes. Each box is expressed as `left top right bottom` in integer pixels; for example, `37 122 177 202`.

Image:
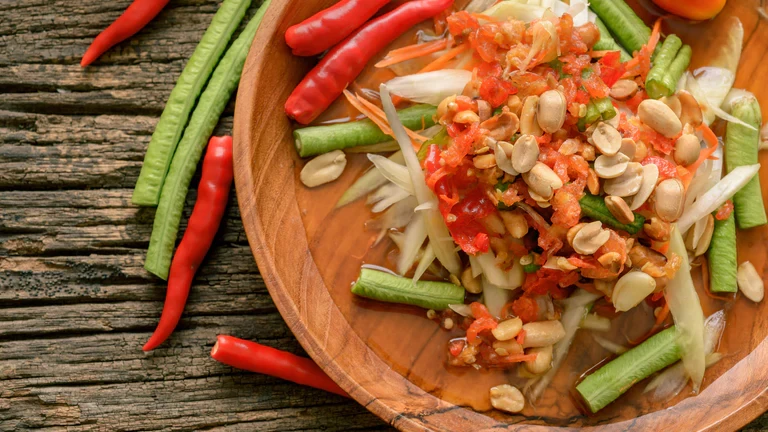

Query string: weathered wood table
0 1 765 430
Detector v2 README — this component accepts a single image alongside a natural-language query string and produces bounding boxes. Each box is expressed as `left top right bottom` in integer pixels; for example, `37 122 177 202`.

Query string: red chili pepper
211 335 349 397
285 0 391 56
143 136 233 351
80 0 170 67
285 0 454 125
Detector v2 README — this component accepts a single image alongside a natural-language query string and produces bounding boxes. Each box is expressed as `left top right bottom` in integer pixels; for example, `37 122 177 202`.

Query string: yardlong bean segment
144 0 271 279
132 0 251 206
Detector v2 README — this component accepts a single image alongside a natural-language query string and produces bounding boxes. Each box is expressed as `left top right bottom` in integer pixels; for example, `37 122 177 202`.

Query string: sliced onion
475 251 524 289
367 154 414 194
685 73 756 130
368 183 411 213
569 0 589 26
665 226 706 393
481 276 512 319
386 70 472 106
469 254 483 278
412 243 435 284
397 214 427 275
677 164 761 233
592 334 628 355
449 303 473 317
694 67 735 121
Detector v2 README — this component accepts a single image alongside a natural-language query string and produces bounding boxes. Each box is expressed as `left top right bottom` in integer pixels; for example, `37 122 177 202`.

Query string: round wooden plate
234 0 768 430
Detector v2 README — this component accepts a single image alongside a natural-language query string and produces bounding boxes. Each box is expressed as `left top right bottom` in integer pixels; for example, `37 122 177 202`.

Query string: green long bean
294 105 437 157
579 193 645 234
726 95 767 229
576 327 681 413
589 0 651 55
144 1 271 279
708 214 737 293
351 268 465 310
660 45 692 98
645 35 682 99
593 16 631 62
132 0 252 206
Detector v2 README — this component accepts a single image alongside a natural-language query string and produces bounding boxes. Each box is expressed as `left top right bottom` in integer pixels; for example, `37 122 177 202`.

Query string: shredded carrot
654 301 670 326
375 39 450 68
622 18 662 79
589 50 619 58
419 43 469 73
682 123 719 188
516 328 526 345
343 90 427 149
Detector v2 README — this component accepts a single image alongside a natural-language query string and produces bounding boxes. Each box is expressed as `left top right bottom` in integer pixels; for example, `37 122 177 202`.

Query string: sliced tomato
716 200 734 220
641 155 678 179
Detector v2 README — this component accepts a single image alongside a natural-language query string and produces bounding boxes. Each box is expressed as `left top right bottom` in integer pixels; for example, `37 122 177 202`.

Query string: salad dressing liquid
294 0 768 425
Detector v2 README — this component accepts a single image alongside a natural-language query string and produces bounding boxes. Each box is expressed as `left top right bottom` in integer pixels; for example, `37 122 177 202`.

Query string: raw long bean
708 214 737 293
660 45 692 97
589 0 651 55
593 16 631 62
294 104 436 157
132 0 251 206
144 1 271 279
645 35 682 99
352 267 464 310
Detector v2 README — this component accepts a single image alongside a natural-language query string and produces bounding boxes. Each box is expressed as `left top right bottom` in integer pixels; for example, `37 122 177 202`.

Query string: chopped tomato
522 268 573 298
444 123 480 168
445 188 496 255
716 200 734 220
480 76 516 108
477 61 503 78
511 296 538 323
625 90 647 113
449 339 465 357
598 51 625 88
642 156 678 179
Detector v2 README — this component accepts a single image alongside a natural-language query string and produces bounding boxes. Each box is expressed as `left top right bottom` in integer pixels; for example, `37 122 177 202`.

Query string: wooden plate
233 0 768 430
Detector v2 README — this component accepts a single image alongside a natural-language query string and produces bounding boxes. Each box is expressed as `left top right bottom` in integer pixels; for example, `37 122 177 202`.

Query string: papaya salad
284 0 767 415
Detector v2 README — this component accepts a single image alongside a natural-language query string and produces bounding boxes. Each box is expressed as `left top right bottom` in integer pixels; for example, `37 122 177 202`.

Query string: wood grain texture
1 0 390 430
233 0 768 431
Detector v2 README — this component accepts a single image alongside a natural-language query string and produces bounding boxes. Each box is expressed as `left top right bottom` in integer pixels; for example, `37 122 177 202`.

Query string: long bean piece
726 95 767 229
294 104 436 157
132 0 251 206
576 327 681 413
660 45 692 97
589 0 651 55
593 16 631 62
144 1 271 279
708 214 737 293
645 35 682 99
352 267 465 310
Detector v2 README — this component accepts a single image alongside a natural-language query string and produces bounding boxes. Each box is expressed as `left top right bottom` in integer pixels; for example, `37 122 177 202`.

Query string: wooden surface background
0 0 764 430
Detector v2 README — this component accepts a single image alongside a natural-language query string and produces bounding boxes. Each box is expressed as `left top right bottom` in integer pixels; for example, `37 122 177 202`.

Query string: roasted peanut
628 164 659 210
494 140 518 176
559 138 580 155
610 79 639 101
300 150 347 187
461 267 483 294
524 345 553 375
567 222 587 247
619 138 637 161
638 99 683 138
481 110 520 141
521 321 566 348
677 90 703 127
673 134 701 166
629 244 667 269
507 95 523 117
499 210 529 238
454 110 480 124
537 89 567 133
612 271 657 312
605 195 635 224
594 152 630 179
591 122 622 155
572 221 611 255
492 317 523 341
473 154 497 170
512 134 539 173
652 178 685 222
477 100 492 122
737 261 764 302
643 217 671 242
493 339 523 356
520 96 543 136
522 162 563 200
490 385 525 413
587 168 601 195
604 162 643 197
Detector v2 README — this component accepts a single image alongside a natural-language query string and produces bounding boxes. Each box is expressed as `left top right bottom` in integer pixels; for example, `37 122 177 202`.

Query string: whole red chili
285 0 454 125
211 335 349 397
143 136 233 352
80 0 170 67
285 0 391 57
